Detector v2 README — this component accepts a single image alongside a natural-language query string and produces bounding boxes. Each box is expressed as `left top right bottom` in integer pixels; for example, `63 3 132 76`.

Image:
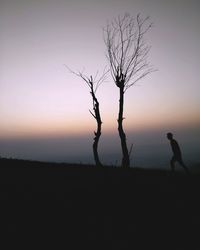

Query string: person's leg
178 158 190 175
170 156 176 173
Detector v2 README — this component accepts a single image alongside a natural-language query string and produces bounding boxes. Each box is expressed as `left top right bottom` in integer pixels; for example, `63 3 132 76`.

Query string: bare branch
104 13 155 89
129 143 133 158
95 68 110 93
89 109 96 119
65 65 108 93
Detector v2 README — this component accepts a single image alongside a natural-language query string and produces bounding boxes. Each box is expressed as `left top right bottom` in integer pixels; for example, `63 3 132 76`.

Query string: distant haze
0 0 200 168
0 126 199 169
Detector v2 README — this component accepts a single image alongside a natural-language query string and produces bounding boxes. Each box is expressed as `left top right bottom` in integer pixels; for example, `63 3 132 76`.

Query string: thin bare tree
104 13 154 167
67 67 108 166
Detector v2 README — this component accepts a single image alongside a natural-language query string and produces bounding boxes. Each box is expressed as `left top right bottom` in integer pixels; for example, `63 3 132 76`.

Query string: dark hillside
0 158 200 249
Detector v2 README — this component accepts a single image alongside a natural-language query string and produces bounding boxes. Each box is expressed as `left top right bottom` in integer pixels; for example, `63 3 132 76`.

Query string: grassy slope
0 158 200 249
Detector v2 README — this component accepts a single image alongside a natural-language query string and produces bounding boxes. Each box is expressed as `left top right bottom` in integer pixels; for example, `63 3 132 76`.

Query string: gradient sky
0 0 200 166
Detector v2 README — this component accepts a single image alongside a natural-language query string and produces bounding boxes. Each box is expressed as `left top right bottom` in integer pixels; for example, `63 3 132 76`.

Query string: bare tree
67 67 108 166
104 13 154 167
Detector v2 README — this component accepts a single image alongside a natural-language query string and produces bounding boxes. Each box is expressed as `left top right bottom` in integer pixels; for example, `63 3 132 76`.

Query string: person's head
167 132 173 140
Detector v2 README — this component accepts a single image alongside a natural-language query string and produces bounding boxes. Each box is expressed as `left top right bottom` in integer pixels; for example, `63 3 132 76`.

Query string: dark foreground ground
0 158 200 249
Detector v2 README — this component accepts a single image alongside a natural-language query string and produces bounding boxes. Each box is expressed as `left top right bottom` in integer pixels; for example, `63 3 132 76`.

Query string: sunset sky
0 0 199 166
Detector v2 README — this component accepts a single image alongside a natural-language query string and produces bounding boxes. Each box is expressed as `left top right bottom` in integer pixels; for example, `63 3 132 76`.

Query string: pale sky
0 0 200 166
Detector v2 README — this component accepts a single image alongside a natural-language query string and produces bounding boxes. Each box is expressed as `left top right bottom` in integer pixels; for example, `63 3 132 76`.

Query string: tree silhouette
68 68 108 166
104 13 154 167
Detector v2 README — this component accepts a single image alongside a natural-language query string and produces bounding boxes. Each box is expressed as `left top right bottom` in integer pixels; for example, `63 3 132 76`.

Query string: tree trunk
93 107 102 166
118 86 130 167
91 91 102 167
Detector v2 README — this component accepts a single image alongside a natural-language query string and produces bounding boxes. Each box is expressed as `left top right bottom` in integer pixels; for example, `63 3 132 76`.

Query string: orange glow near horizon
0 117 94 139
0 107 199 139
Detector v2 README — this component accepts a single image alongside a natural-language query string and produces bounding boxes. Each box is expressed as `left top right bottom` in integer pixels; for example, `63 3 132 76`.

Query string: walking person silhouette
166 132 190 174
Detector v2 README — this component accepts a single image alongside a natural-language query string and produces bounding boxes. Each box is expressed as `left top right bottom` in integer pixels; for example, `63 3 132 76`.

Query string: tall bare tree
104 13 154 167
67 68 108 166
